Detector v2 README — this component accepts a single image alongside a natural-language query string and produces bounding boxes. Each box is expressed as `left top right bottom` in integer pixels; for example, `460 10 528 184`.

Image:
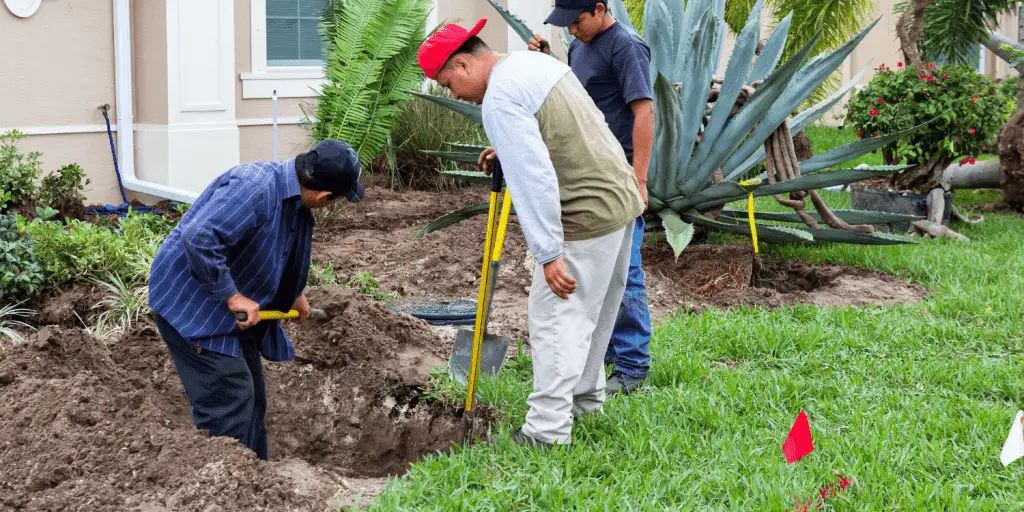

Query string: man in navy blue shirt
148 139 364 460
530 0 655 395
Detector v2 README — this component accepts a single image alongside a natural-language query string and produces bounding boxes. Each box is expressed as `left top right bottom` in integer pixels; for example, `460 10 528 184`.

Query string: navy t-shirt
567 22 653 162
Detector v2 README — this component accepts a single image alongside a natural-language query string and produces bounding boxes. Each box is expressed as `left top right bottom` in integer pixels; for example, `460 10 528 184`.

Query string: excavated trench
0 286 488 511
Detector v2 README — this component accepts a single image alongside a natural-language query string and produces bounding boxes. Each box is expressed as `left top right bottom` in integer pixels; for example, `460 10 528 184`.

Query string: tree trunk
896 0 934 76
998 108 1024 211
940 159 1002 189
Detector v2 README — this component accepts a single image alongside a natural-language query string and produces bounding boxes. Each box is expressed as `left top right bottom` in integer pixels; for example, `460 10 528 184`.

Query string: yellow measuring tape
738 178 761 254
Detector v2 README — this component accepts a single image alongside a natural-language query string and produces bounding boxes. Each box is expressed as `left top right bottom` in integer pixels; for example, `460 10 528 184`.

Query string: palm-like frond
313 0 429 166
901 0 1017 66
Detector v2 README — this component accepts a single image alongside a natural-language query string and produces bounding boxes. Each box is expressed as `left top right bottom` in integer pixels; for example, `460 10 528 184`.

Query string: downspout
112 0 198 203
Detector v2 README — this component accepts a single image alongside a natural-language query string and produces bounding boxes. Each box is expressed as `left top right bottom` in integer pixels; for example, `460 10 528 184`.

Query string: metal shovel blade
448 328 509 386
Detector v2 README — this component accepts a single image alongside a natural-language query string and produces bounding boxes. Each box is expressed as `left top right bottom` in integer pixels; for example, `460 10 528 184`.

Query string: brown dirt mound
0 286 488 511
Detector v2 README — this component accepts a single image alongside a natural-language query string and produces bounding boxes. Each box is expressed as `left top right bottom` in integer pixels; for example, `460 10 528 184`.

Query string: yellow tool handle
234 309 299 322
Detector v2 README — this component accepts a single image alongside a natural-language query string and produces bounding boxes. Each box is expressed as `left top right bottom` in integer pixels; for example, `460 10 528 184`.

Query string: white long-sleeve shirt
482 51 643 265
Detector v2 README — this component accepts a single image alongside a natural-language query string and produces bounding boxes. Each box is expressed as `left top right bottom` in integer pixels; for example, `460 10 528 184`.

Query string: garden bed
314 185 928 343
0 286 488 511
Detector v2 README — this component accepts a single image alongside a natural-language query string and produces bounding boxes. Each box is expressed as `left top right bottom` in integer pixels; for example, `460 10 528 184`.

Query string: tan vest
534 73 644 241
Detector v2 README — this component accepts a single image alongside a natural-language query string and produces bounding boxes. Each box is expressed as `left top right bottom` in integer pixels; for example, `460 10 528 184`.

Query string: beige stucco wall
0 2 126 205
437 0 509 53
0 3 116 126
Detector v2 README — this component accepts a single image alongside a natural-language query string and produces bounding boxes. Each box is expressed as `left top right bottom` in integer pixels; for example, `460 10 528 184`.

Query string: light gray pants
521 224 633 444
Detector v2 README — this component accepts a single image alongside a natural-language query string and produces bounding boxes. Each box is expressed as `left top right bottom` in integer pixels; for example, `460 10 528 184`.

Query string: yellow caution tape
738 178 761 254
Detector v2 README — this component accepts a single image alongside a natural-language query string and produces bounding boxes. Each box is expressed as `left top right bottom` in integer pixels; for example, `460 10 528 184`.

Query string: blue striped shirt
148 158 313 361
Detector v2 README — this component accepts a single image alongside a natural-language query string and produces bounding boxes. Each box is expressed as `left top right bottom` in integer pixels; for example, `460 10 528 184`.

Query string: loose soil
314 185 927 341
0 286 488 511
2 184 927 511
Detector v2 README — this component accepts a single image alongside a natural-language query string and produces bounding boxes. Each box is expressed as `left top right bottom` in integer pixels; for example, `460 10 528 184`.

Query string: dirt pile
0 286 485 511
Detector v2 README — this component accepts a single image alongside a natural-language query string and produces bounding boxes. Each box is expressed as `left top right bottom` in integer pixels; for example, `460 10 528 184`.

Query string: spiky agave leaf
691 165 911 211
720 209 923 225
686 29 820 195
658 209 695 260
686 0 764 180
748 13 793 82
785 228 917 245
728 61 873 181
681 209 816 243
416 202 516 238
405 91 482 124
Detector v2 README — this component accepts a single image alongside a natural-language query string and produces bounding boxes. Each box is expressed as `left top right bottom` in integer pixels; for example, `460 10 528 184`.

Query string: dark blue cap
296 139 364 203
544 0 602 27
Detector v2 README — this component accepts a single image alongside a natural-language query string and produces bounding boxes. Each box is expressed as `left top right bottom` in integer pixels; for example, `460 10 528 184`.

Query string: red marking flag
783 410 814 464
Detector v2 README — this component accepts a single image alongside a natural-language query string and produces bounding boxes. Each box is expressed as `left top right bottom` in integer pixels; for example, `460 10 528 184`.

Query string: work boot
510 427 553 451
606 371 645 395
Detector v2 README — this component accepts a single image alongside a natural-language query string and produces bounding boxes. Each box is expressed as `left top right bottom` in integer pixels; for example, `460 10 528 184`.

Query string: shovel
454 160 512 441
234 308 329 323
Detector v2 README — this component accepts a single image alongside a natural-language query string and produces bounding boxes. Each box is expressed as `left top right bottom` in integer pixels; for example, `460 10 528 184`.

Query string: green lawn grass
367 130 1024 511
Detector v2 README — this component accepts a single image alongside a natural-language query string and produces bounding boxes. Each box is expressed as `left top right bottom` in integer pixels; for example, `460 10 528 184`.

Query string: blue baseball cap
296 139 364 203
544 0 602 27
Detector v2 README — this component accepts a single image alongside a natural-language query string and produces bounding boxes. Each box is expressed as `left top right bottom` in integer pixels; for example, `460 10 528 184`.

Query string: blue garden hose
85 104 165 217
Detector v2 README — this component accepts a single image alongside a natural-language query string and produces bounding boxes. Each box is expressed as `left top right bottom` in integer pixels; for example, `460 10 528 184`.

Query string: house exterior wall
0 2 124 205
2 0 1020 205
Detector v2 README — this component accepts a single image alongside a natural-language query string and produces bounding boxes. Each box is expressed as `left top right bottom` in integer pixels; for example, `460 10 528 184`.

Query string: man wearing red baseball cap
418 19 644 449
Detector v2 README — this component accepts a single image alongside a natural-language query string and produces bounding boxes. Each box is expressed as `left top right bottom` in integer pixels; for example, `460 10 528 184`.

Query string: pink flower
873 134 880 138
959 157 977 165
926 75 934 82
897 62 904 67
942 73 949 78
877 98 885 105
969 128 976 134
956 136 961 141
855 130 864 138
870 109 879 116
919 74 926 80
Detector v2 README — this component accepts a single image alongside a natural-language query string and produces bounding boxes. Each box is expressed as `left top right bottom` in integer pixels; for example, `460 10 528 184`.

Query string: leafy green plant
24 210 176 287
308 262 339 286
34 206 58 220
345 271 399 302
310 0 432 167
415 0 922 256
845 63 1010 190
0 129 43 207
90 273 149 341
0 303 35 344
0 213 44 299
39 163 89 213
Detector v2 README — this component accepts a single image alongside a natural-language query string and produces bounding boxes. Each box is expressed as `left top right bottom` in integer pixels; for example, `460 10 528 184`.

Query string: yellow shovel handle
234 310 299 322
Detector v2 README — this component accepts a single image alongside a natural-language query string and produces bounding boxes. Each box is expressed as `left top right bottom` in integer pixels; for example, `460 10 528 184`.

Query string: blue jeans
604 216 652 378
154 314 270 460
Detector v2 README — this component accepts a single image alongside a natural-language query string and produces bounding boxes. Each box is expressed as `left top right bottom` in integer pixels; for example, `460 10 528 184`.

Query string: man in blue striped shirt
148 139 364 460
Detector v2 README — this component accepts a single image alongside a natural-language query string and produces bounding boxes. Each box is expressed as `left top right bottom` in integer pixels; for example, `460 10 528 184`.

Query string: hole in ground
0 285 493 511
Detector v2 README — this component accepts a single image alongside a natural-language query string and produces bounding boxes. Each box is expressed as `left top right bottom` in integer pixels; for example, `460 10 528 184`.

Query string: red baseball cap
418 18 488 79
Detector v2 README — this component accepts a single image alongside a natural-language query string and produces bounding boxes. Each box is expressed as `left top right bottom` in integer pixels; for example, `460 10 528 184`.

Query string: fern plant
412 0 926 257
310 0 432 167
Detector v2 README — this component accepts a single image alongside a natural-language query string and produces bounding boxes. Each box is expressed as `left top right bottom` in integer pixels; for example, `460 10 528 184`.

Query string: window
266 0 330 66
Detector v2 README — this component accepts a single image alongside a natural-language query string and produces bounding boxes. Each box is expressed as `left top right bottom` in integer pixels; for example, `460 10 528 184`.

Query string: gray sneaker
606 372 645 395
510 427 554 450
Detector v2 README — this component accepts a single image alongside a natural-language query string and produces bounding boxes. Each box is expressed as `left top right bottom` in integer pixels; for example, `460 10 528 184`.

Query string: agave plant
411 0 925 257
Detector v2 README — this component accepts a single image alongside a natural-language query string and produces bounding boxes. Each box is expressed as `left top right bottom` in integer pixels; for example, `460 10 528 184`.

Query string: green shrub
39 163 90 215
845 63 1011 167
0 130 43 207
23 210 177 287
0 213 44 299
